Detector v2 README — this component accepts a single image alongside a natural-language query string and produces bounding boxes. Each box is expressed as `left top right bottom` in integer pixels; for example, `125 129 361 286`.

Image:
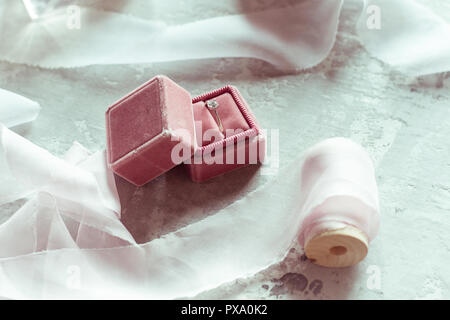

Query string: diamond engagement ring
206 99 224 134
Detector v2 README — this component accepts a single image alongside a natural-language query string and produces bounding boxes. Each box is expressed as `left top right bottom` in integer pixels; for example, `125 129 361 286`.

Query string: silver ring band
206 99 224 134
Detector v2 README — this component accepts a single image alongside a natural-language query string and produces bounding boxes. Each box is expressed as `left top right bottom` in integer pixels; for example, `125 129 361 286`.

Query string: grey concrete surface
0 0 449 299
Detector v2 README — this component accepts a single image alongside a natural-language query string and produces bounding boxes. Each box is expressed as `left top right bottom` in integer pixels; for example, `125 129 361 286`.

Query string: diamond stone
206 99 219 110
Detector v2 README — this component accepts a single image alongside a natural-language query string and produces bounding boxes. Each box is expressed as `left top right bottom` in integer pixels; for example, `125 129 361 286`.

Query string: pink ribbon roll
297 138 379 267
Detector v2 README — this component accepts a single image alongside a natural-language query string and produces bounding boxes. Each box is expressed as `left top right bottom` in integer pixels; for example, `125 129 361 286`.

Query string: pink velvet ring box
105 75 265 186
185 86 265 182
106 75 195 186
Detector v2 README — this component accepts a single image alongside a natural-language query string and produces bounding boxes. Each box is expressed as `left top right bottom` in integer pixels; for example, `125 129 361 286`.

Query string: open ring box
106 75 265 186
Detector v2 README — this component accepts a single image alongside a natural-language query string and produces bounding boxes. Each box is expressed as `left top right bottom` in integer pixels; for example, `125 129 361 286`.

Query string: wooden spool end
304 225 368 268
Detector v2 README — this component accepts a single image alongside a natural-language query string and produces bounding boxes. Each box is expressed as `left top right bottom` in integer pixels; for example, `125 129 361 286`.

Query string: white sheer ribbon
0 89 40 203
0 122 379 299
357 0 450 76
0 88 40 129
1 0 449 75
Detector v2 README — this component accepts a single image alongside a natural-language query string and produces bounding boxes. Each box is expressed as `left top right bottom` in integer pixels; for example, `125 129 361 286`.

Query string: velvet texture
185 86 265 182
106 75 195 186
192 92 250 147
107 77 265 185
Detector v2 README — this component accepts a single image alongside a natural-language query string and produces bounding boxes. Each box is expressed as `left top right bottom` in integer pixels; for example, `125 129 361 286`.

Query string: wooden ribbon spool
304 225 368 268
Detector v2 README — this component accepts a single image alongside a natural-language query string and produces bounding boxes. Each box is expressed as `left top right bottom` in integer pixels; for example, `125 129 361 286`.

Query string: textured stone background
0 0 449 299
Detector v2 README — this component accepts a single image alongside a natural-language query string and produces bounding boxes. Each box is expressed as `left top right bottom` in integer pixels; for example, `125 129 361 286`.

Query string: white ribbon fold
0 88 40 203
0 88 40 128
1 0 449 75
0 0 343 72
357 0 450 76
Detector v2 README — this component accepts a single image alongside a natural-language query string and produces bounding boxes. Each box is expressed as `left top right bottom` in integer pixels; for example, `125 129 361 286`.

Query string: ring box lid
105 75 195 186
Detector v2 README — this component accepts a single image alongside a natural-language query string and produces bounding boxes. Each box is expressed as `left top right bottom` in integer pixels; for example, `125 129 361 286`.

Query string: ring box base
184 86 265 182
